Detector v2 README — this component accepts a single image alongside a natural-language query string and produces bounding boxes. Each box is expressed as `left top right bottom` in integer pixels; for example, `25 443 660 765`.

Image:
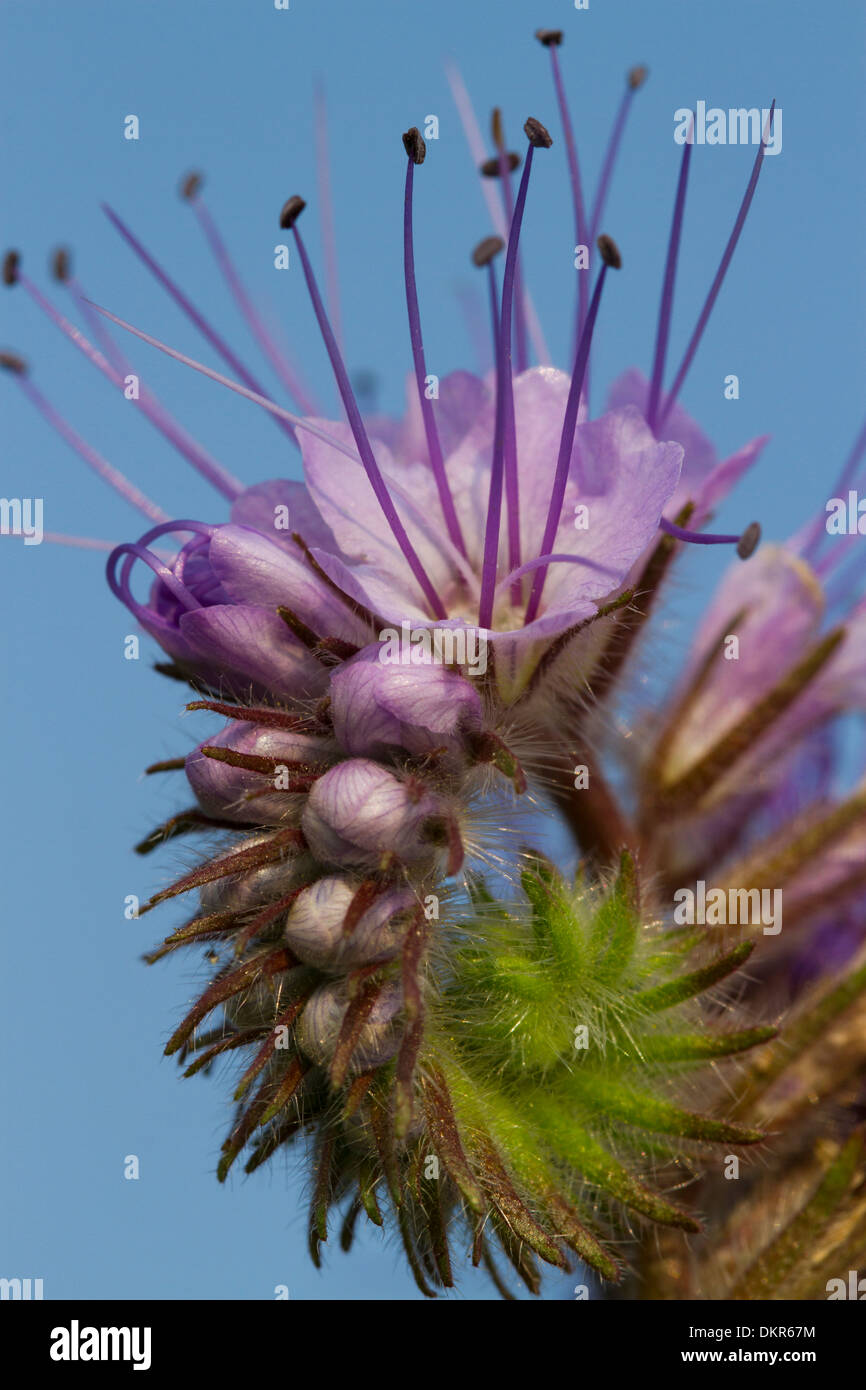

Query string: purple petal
179 604 329 702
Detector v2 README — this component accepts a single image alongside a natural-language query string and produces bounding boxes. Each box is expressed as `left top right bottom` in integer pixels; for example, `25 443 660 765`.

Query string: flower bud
186 721 336 824
198 831 309 914
285 876 416 969
328 644 483 768
300 759 454 873
296 978 404 1071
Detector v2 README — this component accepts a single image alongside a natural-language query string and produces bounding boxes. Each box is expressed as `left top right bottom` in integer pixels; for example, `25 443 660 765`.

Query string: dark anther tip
279 196 307 230
737 522 761 560
51 247 71 282
180 171 203 201
402 127 426 164
480 152 522 178
628 65 649 90
535 28 564 47
491 107 505 147
472 235 505 268
524 116 553 149
0 350 27 375
3 250 20 286
597 234 622 269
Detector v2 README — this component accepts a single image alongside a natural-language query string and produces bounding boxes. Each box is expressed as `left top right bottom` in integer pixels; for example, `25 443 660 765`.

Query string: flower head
6 27 865 1304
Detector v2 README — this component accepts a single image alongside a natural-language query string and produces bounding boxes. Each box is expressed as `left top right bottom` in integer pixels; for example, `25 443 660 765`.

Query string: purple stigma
524 234 621 626
658 101 776 428
403 129 468 559
285 203 448 620
107 519 215 625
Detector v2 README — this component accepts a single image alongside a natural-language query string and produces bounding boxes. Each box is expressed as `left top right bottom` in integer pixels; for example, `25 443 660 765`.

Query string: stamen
472 235 504 360
646 117 693 432
480 152 521 176
479 119 553 628
524 234 620 625
490 109 529 375
403 127 468 558
51 247 71 282
7 261 243 500
658 102 776 428
283 198 448 620
659 516 761 560
101 203 299 447
181 172 320 417
537 30 589 340
588 65 648 248
444 61 551 364
1 353 167 522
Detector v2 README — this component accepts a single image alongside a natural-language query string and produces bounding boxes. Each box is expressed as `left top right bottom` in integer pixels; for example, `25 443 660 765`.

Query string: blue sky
1 0 864 1301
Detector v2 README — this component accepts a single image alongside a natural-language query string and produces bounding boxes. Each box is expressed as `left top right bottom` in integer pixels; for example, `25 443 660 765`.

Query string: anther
279 195 307 230
480 152 521 177
0 350 27 374
402 127 426 164
597 234 622 269
535 29 564 47
51 247 71 282
3 250 20 286
180 171 203 201
737 522 762 560
524 117 554 149
628 65 649 90
472 235 505 268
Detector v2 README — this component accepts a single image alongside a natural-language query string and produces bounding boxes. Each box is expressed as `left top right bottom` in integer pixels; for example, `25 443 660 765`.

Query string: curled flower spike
16 23 866 1307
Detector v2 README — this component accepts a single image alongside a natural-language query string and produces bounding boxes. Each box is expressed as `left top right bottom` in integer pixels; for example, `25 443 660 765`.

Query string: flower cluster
5 28 866 1299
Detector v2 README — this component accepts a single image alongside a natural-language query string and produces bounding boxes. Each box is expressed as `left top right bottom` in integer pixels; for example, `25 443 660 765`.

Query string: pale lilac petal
179 604 329 702
207 524 371 645
300 417 453 595
607 367 717 485
230 479 340 552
